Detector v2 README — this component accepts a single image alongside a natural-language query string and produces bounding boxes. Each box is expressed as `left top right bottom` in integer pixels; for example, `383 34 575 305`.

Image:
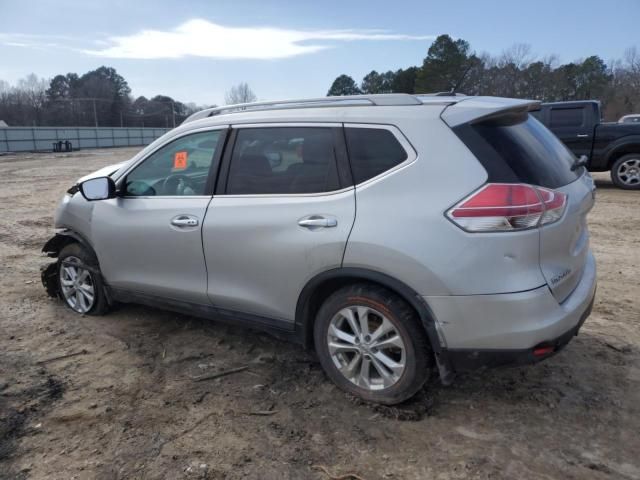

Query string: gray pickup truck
533 100 640 189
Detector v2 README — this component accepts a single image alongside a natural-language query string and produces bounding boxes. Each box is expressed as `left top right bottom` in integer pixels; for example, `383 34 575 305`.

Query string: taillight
447 183 567 232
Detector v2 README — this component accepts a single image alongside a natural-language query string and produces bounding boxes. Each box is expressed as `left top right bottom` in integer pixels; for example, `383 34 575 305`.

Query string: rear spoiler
441 97 541 127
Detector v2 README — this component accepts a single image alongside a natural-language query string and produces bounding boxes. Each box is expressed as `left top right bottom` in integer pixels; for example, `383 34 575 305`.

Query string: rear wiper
571 155 589 171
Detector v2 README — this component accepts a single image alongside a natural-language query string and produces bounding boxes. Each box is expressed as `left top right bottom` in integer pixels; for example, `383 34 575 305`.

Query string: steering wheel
126 180 156 196
162 174 197 195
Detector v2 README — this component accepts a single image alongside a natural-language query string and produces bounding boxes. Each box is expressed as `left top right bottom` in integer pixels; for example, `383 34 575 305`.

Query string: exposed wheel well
43 231 113 306
42 231 99 264
298 275 363 348
608 146 640 169
295 269 441 353
42 234 75 258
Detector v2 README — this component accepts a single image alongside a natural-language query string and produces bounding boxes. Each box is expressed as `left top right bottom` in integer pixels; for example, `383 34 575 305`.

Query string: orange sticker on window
174 151 188 170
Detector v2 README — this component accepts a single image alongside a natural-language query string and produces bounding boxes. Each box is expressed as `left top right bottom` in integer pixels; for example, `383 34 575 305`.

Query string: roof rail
417 92 467 97
183 93 426 124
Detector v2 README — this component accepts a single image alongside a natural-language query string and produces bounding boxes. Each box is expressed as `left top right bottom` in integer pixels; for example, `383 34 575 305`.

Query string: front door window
125 130 223 196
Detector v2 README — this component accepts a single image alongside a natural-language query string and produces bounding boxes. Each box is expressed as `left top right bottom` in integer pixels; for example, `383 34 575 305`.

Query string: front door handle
577 134 589 138
171 215 199 227
298 215 338 229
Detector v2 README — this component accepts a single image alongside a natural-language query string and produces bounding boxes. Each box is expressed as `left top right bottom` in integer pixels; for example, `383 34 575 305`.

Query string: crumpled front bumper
40 232 71 299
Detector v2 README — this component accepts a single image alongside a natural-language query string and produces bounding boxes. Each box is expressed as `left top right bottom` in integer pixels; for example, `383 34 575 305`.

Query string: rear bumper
426 251 597 372
445 294 593 371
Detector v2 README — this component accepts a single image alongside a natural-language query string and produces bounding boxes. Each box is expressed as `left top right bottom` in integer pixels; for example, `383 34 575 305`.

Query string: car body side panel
54 192 95 242
203 189 356 322
343 117 547 297
90 197 212 305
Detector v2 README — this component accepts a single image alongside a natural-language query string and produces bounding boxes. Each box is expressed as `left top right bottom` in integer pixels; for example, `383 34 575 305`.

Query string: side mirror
79 176 116 201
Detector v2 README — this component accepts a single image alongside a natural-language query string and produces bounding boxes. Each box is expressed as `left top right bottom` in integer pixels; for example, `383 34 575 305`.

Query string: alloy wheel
617 158 640 186
59 256 95 313
327 305 406 391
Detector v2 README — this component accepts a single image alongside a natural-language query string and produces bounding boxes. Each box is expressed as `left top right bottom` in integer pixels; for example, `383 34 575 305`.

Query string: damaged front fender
42 230 87 258
40 231 103 301
40 232 71 298
40 231 85 299
41 261 60 298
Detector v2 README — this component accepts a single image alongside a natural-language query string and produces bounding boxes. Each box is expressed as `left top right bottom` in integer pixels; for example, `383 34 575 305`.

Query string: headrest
303 137 333 165
237 154 272 175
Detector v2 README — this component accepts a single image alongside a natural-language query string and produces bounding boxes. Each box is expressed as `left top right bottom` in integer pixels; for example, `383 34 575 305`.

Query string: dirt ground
0 147 638 480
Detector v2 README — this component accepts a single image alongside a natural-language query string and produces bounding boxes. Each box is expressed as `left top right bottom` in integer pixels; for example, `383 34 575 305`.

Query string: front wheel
58 243 109 315
611 154 640 190
313 283 432 405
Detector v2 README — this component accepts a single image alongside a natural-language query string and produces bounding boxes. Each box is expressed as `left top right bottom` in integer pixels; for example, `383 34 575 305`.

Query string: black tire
610 154 640 190
313 283 432 405
57 243 109 315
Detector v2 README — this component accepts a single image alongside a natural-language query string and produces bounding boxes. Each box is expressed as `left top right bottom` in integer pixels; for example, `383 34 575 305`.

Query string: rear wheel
58 243 109 315
611 154 640 190
313 283 432 405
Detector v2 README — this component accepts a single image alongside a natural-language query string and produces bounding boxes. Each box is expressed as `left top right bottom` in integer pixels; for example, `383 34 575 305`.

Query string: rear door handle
171 215 199 227
298 215 338 229
577 134 589 138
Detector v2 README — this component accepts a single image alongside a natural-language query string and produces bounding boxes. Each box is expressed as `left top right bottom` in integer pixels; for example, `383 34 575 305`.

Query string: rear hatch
539 171 595 301
444 98 596 302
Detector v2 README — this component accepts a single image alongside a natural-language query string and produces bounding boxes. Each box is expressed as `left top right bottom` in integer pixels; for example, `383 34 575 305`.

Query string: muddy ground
0 147 638 480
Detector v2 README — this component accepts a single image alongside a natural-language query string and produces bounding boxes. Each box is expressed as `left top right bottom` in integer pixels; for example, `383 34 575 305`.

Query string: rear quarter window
454 114 581 189
345 127 408 184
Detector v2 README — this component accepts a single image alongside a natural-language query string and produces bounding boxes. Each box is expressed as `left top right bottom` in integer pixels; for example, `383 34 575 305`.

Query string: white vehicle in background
619 114 640 124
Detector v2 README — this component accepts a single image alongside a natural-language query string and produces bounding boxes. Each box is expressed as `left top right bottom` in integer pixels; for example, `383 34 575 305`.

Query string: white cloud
4 42 31 48
83 19 433 60
0 33 71 50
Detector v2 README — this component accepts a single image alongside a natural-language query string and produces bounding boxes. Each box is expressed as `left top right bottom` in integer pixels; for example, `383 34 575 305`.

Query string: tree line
0 66 209 128
327 35 640 121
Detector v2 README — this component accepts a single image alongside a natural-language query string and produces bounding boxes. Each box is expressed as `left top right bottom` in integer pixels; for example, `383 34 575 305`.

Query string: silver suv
42 94 597 405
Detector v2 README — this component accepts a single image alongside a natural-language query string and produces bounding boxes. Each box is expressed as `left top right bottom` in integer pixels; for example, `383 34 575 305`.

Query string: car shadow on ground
434 332 633 408
594 178 617 189
81 302 635 421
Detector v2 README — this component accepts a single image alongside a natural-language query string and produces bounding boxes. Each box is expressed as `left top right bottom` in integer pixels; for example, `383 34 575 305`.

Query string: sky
1 0 639 105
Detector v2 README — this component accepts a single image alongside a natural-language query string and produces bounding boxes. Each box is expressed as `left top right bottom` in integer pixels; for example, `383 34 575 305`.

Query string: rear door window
226 127 340 195
454 114 581 188
344 127 408 184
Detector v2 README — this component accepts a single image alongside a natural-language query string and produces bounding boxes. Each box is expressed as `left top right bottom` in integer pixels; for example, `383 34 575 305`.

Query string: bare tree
541 54 561 69
499 43 534 69
605 46 640 120
19 74 48 121
0 74 48 126
625 46 640 74
224 82 257 105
